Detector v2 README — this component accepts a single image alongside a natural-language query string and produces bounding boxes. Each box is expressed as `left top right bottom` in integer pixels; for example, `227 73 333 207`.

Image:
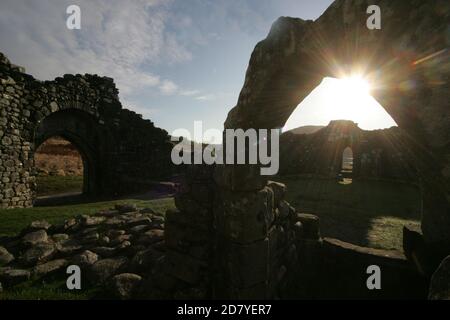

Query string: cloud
0 0 191 100
159 80 178 95
124 102 160 120
195 94 216 101
180 90 201 96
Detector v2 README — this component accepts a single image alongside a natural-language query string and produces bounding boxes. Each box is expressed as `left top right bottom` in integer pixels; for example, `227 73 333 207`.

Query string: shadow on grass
276 175 422 251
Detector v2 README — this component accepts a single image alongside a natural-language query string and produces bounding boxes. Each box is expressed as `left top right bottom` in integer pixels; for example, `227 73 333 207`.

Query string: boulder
129 225 151 234
88 257 128 283
110 234 131 246
56 239 83 256
125 217 152 228
136 229 164 245
81 215 106 226
107 273 142 299
52 233 69 242
32 259 68 277
22 230 48 246
129 248 164 274
21 243 56 266
0 246 14 266
63 218 78 231
27 220 52 232
0 268 30 287
99 236 110 246
71 250 99 267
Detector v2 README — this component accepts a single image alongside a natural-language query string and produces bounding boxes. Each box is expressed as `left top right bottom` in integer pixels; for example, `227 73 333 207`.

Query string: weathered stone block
215 187 274 243
295 213 320 240
165 250 207 285
214 164 268 192
267 180 286 207
222 238 270 288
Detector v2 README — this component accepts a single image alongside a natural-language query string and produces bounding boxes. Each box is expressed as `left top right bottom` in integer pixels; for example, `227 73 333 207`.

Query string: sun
340 75 371 95
282 74 397 132
327 75 372 120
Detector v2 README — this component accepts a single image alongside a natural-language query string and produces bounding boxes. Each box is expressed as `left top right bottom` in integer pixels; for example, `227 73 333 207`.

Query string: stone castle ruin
163 0 450 299
280 120 421 181
0 0 449 299
0 53 174 208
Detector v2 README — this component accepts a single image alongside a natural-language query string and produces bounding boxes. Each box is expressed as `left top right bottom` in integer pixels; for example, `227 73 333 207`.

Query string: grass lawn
36 175 83 196
276 175 422 251
0 197 175 237
0 277 100 300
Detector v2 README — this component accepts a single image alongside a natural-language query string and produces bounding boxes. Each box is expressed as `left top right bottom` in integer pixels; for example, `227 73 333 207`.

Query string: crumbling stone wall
225 0 449 246
205 0 449 299
280 120 420 182
0 52 173 208
163 163 301 299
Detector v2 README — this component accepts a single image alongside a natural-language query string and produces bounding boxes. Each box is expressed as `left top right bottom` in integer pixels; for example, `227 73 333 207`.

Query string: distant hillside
35 137 83 176
287 125 325 135
171 137 205 152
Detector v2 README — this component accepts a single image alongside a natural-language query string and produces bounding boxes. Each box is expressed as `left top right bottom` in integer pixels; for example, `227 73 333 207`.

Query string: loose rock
0 246 14 266
89 257 128 283
107 273 142 299
22 230 48 246
32 259 68 277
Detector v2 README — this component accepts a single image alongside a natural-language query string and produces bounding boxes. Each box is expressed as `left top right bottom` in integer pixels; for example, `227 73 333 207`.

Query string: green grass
0 197 175 237
0 277 100 300
276 175 421 251
36 175 84 196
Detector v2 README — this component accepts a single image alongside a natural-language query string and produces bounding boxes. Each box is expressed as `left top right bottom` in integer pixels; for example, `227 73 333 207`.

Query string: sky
0 0 397 141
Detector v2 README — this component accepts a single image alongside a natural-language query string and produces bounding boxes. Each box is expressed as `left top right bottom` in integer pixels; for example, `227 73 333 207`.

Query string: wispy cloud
0 0 196 102
195 94 216 101
180 90 201 97
159 80 179 95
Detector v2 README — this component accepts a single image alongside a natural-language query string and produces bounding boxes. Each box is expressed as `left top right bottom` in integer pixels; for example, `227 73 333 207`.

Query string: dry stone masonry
0 52 174 208
0 204 168 299
280 120 421 181
1 0 449 300
182 0 448 299
224 0 449 259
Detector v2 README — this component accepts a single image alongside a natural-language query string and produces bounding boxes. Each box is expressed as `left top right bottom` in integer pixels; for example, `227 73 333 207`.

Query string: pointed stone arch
223 0 449 245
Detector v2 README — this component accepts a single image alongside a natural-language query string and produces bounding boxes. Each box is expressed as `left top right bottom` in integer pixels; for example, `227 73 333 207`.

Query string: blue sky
0 0 396 140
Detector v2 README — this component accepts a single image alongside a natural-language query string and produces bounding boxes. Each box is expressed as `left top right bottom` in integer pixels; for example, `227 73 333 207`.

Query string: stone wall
280 121 420 182
163 165 430 299
0 52 174 208
162 162 301 299
209 0 449 298
224 0 450 246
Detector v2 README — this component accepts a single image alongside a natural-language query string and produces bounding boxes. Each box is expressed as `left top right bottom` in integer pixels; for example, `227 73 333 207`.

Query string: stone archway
1 52 175 209
33 109 104 197
223 0 449 246
163 1 448 300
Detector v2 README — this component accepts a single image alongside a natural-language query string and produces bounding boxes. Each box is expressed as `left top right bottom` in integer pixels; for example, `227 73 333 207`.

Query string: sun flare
339 75 371 95
282 75 397 132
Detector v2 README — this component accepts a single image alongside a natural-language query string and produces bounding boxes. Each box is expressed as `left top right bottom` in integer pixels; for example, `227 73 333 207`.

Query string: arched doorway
339 146 353 185
276 76 422 250
223 13 449 246
34 136 86 198
32 109 104 203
